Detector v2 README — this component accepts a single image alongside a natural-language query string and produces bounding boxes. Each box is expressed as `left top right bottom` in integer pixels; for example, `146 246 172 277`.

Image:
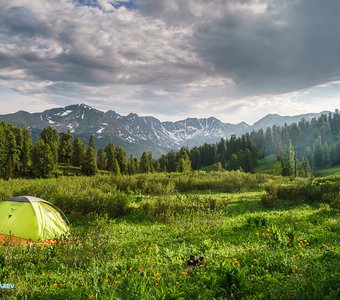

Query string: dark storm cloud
138 0 340 96
0 0 339 120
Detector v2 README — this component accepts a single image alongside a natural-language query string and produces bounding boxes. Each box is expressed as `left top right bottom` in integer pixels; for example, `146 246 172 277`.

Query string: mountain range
0 104 330 157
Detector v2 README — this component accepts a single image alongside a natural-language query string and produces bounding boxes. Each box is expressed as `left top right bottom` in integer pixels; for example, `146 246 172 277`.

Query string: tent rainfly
0 196 69 244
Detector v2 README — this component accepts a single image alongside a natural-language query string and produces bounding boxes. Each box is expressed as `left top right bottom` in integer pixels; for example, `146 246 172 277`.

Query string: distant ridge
0 104 330 157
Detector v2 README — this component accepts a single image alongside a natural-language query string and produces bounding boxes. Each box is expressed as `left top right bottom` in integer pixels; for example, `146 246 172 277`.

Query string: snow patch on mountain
58 110 73 117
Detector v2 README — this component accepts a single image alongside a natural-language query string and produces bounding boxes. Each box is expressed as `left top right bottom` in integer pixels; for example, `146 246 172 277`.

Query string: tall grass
0 171 268 218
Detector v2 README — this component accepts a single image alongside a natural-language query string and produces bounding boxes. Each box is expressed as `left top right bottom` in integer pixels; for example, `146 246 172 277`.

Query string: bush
261 178 340 208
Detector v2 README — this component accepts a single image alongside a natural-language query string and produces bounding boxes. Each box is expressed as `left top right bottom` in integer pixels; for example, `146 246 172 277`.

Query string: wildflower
180 271 187 275
244 247 252 251
40 285 44 289
89 293 95 300
156 272 160 276
59 283 63 287
114 281 120 285
52 283 57 288
128 267 133 271
231 258 240 266
332 249 336 253
176 281 180 285
138 267 143 271
156 277 161 281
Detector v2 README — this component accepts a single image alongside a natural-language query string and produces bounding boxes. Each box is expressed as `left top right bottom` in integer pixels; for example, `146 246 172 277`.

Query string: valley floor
0 174 339 299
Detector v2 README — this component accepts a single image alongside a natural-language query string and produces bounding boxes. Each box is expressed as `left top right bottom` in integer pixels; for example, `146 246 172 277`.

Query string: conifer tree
20 129 32 175
227 154 239 171
97 149 107 170
5 127 19 178
89 134 95 149
31 139 56 178
176 148 192 173
140 152 152 173
127 155 137 175
115 146 127 174
58 131 73 165
82 146 98 175
112 158 120 175
41 126 58 164
281 140 295 176
72 137 85 167
105 141 115 172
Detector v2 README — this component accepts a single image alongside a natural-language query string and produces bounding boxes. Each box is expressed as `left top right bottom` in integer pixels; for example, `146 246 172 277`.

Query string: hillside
0 104 329 157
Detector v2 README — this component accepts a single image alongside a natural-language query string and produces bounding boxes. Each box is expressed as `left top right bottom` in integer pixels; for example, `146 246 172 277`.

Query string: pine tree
105 141 115 172
300 158 312 177
115 146 127 174
112 158 120 175
97 149 107 170
176 148 192 173
281 140 295 176
0 124 6 178
20 129 32 175
72 138 85 167
31 139 56 178
89 134 95 149
140 152 152 173
82 146 98 176
5 128 19 178
58 131 73 165
190 147 201 170
127 155 137 175
41 126 58 164
227 154 239 171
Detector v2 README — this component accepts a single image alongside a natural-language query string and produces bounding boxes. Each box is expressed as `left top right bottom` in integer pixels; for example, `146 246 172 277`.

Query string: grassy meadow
0 172 339 299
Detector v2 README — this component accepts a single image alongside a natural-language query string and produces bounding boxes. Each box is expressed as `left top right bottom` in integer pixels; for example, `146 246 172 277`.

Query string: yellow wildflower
89 294 95 300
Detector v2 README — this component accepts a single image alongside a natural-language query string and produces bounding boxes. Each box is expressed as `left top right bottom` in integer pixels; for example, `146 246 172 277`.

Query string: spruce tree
105 141 116 172
72 137 85 167
281 140 295 176
112 158 120 175
140 152 152 173
21 129 32 175
5 128 19 178
82 146 98 176
115 146 127 174
58 131 73 165
97 149 107 170
31 139 56 178
127 155 137 175
176 148 192 173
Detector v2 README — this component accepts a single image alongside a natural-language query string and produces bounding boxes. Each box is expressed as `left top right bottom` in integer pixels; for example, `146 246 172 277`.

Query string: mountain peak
0 103 332 157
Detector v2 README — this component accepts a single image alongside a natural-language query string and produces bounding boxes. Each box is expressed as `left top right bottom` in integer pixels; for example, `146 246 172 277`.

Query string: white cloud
0 0 339 122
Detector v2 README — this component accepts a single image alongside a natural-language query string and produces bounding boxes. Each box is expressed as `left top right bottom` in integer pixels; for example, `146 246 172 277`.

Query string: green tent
0 196 69 244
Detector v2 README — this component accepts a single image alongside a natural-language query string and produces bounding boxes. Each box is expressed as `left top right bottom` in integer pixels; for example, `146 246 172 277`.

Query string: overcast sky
0 0 339 124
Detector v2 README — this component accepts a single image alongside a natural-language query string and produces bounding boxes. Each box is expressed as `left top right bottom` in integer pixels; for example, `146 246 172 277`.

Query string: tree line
250 109 340 176
0 109 339 179
0 124 136 178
